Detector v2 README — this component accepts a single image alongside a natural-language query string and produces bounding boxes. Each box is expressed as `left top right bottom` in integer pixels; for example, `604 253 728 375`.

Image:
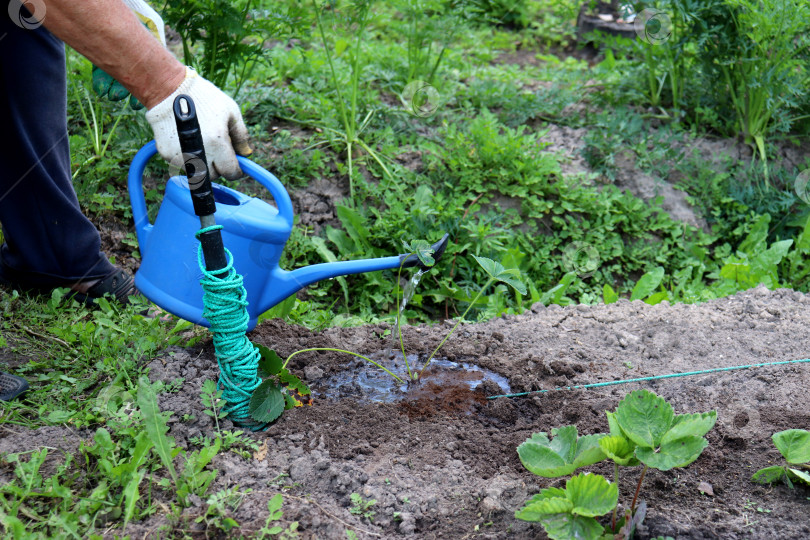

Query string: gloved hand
92 0 166 110
146 67 253 180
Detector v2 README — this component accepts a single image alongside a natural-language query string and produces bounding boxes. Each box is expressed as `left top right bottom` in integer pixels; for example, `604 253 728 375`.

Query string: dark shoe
67 267 137 306
0 372 29 401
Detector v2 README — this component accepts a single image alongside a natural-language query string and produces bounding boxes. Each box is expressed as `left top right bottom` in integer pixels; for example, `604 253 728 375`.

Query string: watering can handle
127 141 295 247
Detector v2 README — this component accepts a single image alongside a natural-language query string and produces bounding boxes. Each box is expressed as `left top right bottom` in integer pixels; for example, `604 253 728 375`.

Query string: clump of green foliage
752 429 810 488
516 390 716 539
161 0 304 96
349 492 377 521
0 375 265 537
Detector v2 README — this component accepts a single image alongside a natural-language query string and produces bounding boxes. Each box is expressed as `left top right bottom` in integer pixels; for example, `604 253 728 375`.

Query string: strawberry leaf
249 380 285 423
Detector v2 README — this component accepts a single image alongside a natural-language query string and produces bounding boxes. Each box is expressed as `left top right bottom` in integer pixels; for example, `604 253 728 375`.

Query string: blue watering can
128 141 448 331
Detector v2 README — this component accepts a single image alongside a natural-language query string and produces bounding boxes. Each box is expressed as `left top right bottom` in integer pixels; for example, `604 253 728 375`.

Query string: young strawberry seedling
752 429 810 488
516 389 716 540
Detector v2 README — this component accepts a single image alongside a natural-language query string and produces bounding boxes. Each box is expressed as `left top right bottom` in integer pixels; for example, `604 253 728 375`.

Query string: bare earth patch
5 287 808 538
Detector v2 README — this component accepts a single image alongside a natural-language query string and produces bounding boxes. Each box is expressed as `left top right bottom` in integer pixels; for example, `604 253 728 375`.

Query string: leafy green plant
717 0 810 176
249 345 312 424
260 493 301 537
201 378 228 435
517 426 606 478
393 0 460 84
752 429 810 488
349 492 377 521
196 486 250 533
515 473 618 540
161 0 304 96
527 0 579 49
80 427 154 529
71 86 129 166
137 376 222 506
463 0 532 28
516 390 716 539
308 0 394 198
599 390 716 533
415 255 525 376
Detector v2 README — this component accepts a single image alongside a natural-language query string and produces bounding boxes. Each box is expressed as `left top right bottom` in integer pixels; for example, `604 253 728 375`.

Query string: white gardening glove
145 67 253 180
122 0 166 43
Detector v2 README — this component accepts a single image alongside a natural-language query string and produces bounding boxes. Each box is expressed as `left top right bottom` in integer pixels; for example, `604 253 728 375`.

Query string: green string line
486 358 810 400
196 226 263 430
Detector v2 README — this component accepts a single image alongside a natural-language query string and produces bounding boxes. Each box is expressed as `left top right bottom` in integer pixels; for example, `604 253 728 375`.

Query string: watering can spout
260 233 451 313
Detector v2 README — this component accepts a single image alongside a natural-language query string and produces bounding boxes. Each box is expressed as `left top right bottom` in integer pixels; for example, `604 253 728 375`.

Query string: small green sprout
752 429 810 488
349 493 377 521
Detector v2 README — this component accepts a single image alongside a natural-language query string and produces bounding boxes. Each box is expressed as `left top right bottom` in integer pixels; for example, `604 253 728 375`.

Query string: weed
527 0 579 50
393 0 460 85
260 493 301 537
201 378 228 435
349 492 377 521
162 0 304 96
196 486 251 533
715 0 810 175
308 0 395 198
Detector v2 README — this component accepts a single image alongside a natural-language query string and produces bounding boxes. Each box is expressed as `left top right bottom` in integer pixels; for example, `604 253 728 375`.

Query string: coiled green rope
486 357 810 400
196 225 261 428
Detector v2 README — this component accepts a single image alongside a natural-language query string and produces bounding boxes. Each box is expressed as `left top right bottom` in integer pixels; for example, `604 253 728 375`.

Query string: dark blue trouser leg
0 15 114 288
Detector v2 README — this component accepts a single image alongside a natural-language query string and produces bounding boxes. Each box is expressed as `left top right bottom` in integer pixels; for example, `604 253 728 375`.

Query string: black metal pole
173 95 228 275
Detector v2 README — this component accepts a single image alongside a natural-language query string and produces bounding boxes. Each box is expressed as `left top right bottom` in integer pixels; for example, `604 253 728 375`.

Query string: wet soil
6 286 807 538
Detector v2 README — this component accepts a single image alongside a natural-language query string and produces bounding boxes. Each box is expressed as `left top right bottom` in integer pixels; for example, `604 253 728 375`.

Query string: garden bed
7 286 808 538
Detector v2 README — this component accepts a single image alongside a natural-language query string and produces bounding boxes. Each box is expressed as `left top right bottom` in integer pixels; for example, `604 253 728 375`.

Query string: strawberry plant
415 254 525 377
269 252 526 394
517 426 606 478
516 390 716 539
249 345 312 425
515 473 618 540
600 390 716 534
752 429 810 488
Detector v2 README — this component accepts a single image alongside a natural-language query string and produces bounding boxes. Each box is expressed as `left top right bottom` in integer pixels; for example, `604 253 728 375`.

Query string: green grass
0 289 198 429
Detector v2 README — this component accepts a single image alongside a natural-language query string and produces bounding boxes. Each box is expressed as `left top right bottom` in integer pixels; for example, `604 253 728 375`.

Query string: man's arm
38 0 251 180
40 0 184 109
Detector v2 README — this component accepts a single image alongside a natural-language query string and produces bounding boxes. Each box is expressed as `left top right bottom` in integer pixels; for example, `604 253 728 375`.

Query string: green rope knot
196 225 262 429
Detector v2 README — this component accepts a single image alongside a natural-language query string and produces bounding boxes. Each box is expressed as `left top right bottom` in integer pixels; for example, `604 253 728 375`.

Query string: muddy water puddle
315 352 511 407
